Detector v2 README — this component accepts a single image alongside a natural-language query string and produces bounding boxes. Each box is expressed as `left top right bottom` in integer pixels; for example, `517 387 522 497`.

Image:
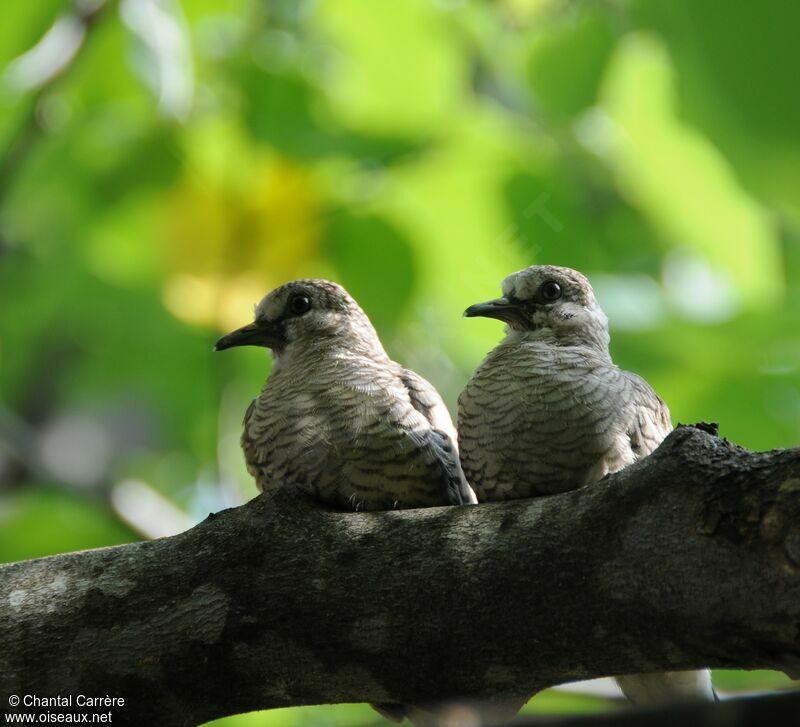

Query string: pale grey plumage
458 264 714 705
218 278 476 511
217 278 475 725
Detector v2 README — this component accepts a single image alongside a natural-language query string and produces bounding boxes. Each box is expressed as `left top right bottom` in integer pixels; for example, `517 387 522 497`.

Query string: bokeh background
1 0 798 724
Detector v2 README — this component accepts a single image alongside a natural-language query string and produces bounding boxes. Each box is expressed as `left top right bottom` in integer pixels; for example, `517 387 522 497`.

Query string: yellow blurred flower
161 154 322 329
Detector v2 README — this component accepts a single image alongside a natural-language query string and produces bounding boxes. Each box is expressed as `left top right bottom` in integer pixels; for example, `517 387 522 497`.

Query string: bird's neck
271 336 390 377
505 328 612 360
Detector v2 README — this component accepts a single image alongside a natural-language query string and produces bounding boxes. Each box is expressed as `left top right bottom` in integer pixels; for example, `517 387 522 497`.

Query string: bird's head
464 265 610 350
214 279 383 360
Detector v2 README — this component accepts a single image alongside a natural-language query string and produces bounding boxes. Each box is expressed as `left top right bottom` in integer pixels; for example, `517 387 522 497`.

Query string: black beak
463 297 529 326
214 320 284 351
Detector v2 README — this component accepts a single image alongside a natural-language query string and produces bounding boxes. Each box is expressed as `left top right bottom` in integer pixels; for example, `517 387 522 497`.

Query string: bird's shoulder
621 369 671 420
398 366 452 426
620 369 672 457
396 365 476 505
241 398 265 488
243 397 257 429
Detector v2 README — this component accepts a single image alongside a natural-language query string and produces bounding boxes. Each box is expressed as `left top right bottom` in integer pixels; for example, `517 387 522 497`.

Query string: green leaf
526 8 616 118
598 34 783 309
0 488 136 563
311 0 466 135
0 0 65 69
325 211 416 331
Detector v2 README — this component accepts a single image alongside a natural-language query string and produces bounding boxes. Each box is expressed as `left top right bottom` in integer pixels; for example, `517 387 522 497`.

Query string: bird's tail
616 669 716 705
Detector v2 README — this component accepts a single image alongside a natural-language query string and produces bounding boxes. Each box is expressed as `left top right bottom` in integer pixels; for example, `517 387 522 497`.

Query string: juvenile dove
216 278 476 723
458 264 715 705
216 279 476 512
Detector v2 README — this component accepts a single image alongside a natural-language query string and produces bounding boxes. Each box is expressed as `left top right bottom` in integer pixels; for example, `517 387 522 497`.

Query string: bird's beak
463 297 529 326
214 320 283 351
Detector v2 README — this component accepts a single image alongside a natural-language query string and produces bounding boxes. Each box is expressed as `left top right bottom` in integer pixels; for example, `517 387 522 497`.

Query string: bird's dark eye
288 294 311 316
540 281 562 302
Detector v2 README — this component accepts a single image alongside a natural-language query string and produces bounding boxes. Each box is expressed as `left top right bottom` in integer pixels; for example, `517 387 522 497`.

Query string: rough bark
1 424 799 726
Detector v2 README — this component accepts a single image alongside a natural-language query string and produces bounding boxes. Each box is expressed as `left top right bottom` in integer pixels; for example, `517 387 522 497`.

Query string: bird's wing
618 376 715 705
623 371 673 458
400 368 458 440
241 399 264 490
400 368 478 505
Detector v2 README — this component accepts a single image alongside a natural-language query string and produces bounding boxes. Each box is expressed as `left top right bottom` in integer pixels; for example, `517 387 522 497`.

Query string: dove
216 278 476 722
458 264 715 705
215 279 475 512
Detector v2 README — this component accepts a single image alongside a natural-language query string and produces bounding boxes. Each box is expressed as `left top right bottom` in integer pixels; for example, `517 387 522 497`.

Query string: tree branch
1 424 799 726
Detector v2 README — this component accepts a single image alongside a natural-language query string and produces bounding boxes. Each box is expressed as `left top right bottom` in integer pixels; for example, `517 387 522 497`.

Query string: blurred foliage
1 0 798 723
